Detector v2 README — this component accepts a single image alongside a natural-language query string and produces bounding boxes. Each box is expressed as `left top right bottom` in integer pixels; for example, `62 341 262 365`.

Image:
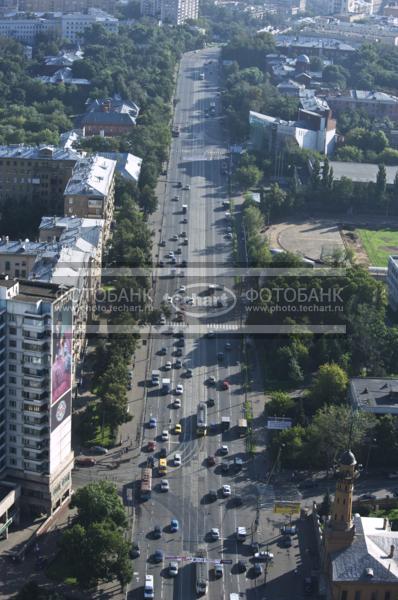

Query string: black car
176 339 185 347
221 462 229 473
129 543 140 559
153 525 162 539
181 260 187 268
282 535 292 548
175 348 183 357
153 549 164 563
147 456 155 468
159 447 167 458
207 397 215 407
237 560 246 573
208 489 217 502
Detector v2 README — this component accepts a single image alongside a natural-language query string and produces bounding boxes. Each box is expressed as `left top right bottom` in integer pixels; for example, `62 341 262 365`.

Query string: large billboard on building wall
51 390 72 433
51 297 72 406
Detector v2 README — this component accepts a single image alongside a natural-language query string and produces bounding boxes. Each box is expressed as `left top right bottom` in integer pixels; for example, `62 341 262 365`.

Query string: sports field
357 228 398 266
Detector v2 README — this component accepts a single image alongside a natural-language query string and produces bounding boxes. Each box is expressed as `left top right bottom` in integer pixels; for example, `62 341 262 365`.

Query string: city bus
140 468 152 501
197 402 208 436
195 547 208 595
158 458 167 476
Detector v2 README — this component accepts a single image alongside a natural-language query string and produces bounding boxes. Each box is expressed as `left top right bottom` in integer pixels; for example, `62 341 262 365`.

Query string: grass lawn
357 228 398 266
86 424 113 448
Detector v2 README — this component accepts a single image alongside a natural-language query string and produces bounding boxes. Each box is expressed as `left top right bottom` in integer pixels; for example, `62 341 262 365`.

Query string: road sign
274 501 301 514
165 555 232 564
267 417 292 430
220 559 233 564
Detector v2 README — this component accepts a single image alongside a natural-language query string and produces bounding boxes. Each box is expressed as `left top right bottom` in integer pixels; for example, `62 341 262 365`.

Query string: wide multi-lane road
128 48 260 600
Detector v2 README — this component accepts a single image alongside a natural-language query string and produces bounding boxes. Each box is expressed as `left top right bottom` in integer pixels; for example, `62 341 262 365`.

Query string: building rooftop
44 48 84 67
350 377 398 414
98 152 142 183
275 35 357 52
332 516 398 583
299 90 330 112
0 145 80 161
37 67 90 86
328 161 398 185
64 155 116 198
81 94 139 126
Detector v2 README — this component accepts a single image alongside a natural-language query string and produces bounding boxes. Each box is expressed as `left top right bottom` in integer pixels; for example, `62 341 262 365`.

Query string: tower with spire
324 449 358 554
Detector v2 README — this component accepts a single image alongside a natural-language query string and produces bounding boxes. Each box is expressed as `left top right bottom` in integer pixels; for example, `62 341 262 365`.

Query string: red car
222 380 230 390
147 441 156 452
207 455 216 467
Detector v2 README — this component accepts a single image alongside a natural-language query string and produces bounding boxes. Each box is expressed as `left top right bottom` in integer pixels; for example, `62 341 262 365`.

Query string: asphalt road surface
127 47 261 600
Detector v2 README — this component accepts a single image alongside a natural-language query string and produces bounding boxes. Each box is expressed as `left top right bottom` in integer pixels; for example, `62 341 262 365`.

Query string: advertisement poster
51 390 72 433
51 298 72 405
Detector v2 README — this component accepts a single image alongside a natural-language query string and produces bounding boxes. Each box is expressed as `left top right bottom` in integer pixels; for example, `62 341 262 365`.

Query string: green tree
265 391 295 417
311 363 349 407
310 159 321 189
71 481 127 529
234 164 261 190
376 163 387 201
322 157 330 188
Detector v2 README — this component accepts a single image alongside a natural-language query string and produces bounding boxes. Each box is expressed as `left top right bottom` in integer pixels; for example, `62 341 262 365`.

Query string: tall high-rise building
0 278 74 515
160 0 198 25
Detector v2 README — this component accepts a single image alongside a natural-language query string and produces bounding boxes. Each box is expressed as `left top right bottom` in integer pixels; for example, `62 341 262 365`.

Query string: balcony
23 426 49 439
22 379 49 394
23 317 47 331
23 416 48 427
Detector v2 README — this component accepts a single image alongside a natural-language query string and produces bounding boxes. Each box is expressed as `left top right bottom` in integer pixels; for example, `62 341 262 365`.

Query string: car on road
181 260 187 267
182 217 188 224
177 181 182 187
221 380 230 390
164 361 172 370
183 185 190 190
178 285 186 293
174 397 181 408
153 549 164 563
281 525 297 535
185 368 193 378
159 347 167 355
160 479 169 492
221 462 229 474
176 338 185 347
219 445 229 455
175 359 182 369
207 489 217 502
237 560 246 573
159 447 167 458
234 457 244 471
171 234 178 241
282 535 292 547
168 561 179 577
222 484 232 497
172 196 179 201
214 563 223 578
91 445 108 455
161 430 169 441
207 455 216 466
129 543 140 559
159 239 166 247
207 376 216 385
166 251 175 259
147 456 155 468
153 525 161 539
174 423 182 434
254 551 274 562
210 528 220 540
175 347 183 356
174 453 182 466
253 563 262 576
176 384 184 395
207 397 215 406
170 519 179 532
158 260 164 268
148 417 157 429
147 441 156 452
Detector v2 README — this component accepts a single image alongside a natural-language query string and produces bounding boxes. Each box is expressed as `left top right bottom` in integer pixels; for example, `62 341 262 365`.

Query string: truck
221 416 231 431
140 468 152 501
182 204 188 214
151 369 160 385
238 418 248 436
162 378 171 394
236 526 247 542
195 547 208 596
144 574 154 599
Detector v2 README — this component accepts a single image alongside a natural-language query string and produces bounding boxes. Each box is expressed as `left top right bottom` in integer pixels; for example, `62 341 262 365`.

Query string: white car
222 484 231 497
254 551 274 562
210 527 220 540
161 430 169 441
175 384 184 395
174 397 182 408
171 234 178 241
164 361 172 370
219 445 229 455
160 316 166 325
174 453 182 466
178 286 186 294
166 251 175 258
160 479 169 492
169 561 178 576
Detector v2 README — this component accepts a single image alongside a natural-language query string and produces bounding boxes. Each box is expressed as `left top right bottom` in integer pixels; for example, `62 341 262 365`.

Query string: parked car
160 479 169 492
214 563 223 578
147 441 156 452
254 551 274 562
91 445 108 455
208 489 217 502
207 455 216 467
149 417 157 429
129 543 140 559
153 549 164 563
153 525 162 539
170 519 179 532
169 561 178 576
222 484 231 497
221 380 229 390
210 528 220 541
219 445 229 455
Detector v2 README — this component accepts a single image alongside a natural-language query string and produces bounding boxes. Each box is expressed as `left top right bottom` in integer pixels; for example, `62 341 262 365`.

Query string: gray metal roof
329 161 398 185
64 155 116 198
332 516 398 583
0 145 80 161
350 377 398 414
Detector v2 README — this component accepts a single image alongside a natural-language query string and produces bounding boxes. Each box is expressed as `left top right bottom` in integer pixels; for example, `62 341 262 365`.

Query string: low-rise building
327 90 398 119
42 48 84 73
350 376 398 414
275 35 357 57
37 67 90 85
63 155 116 241
80 95 139 137
61 9 118 43
250 108 336 155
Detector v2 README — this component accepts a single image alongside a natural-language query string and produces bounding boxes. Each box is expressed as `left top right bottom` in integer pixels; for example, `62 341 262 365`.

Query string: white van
144 574 154 599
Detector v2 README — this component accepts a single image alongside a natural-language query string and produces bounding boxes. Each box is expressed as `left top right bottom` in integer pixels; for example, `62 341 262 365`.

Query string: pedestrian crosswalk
181 149 226 161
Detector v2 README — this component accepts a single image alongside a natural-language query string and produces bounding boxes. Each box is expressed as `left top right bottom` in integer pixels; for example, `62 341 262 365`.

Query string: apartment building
64 155 116 241
140 0 161 17
0 216 104 370
18 0 117 13
327 90 398 119
160 0 199 24
0 145 80 213
0 278 74 516
0 10 118 44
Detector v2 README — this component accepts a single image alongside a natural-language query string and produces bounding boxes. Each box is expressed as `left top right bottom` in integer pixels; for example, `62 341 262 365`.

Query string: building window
5 261 10 271
9 423 16 431
385 592 391 600
9 327 16 335
341 592 348 600
354 593 361 600
371 594 378 600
